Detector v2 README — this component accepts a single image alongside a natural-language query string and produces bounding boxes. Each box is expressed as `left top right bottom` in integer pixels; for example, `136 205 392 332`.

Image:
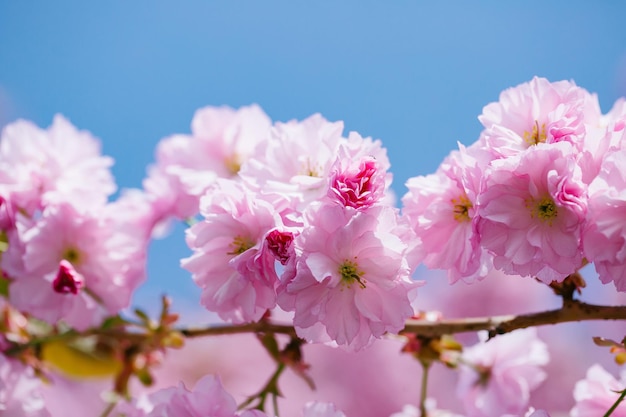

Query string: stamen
228 235 255 255
523 120 547 146
338 259 366 289
451 194 472 223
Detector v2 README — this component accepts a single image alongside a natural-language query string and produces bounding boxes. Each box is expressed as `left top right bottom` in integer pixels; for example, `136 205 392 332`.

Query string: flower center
523 120 547 146
338 259 366 289
451 194 472 222
528 196 558 224
474 364 492 388
266 229 294 265
227 235 255 255
300 159 321 177
62 247 82 265
224 154 241 175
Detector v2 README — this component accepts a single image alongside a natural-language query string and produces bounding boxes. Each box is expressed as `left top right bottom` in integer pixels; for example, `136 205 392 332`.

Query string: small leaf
136 367 154 386
134 308 153 327
593 336 621 347
0 275 9 297
101 315 127 330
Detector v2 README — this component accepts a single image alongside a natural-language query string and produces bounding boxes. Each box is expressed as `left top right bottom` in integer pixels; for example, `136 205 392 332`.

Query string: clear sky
1 2 625 313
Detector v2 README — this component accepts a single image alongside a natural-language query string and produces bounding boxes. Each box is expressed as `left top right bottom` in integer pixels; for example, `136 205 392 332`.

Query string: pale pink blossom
0 355 49 417
571 364 626 417
402 145 492 283
583 148 626 291
41 373 111 417
238 114 344 212
0 115 115 215
144 104 271 221
456 329 549 417
476 142 587 283
2 202 147 330
124 375 239 417
277 204 421 351
182 180 284 323
478 77 600 158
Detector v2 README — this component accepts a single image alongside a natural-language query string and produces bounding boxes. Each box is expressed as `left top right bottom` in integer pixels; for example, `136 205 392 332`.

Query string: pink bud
52 260 84 295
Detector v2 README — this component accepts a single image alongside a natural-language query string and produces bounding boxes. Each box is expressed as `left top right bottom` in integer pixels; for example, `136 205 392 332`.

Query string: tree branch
178 300 626 340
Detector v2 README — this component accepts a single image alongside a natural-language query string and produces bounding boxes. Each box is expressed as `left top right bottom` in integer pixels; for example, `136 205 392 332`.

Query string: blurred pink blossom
571 364 626 417
456 329 549 417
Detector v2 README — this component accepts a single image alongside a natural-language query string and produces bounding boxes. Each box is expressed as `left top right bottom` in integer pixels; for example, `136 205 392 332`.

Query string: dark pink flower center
266 229 294 265
52 260 84 295
329 157 382 209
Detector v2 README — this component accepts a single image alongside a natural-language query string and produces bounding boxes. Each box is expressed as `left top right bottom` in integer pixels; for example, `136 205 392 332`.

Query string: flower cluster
0 116 153 330
145 106 421 351
0 77 625 417
403 76 626 288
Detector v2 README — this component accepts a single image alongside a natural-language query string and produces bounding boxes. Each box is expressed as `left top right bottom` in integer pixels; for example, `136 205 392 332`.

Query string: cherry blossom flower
122 375 239 417
0 115 115 215
144 104 271 221
571 364 626 417
0 355 49 417
2 202 147 330
476 142 587 283
478 76 600 158
277 204 421 350
327 155 386 210
583 148 626 291
456 329 549 417
238 114 344 212
402 145 492 283
182 180 284 323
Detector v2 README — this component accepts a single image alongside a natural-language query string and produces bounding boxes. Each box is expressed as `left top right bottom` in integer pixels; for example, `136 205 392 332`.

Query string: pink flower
0 355 49 416
456 329 549 417
583 148 626 291
402 145 492 283
238 114 344 212
476 142 587 283
327 155 386 210
144 104 271 221
0 115 115 215
478 77 600 158
2 202 147 330
128 375 239 417
278 204 420 351
265 229 295 265
571 364 626 417
182 180 283 323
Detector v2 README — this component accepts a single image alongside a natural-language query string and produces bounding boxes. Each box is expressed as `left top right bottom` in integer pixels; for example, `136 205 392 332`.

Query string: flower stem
603 389 626 417
419 361 431 417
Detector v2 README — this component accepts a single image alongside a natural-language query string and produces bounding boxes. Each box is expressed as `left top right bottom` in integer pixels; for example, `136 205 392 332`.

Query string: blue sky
1 2 625 312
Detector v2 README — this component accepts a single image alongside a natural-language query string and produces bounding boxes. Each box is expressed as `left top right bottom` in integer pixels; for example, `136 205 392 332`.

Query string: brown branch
404 300 626 338
180 321 298 338
178 300 626 340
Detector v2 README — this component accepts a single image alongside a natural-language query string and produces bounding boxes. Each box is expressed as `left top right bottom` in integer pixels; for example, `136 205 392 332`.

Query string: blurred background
1 2 625 415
